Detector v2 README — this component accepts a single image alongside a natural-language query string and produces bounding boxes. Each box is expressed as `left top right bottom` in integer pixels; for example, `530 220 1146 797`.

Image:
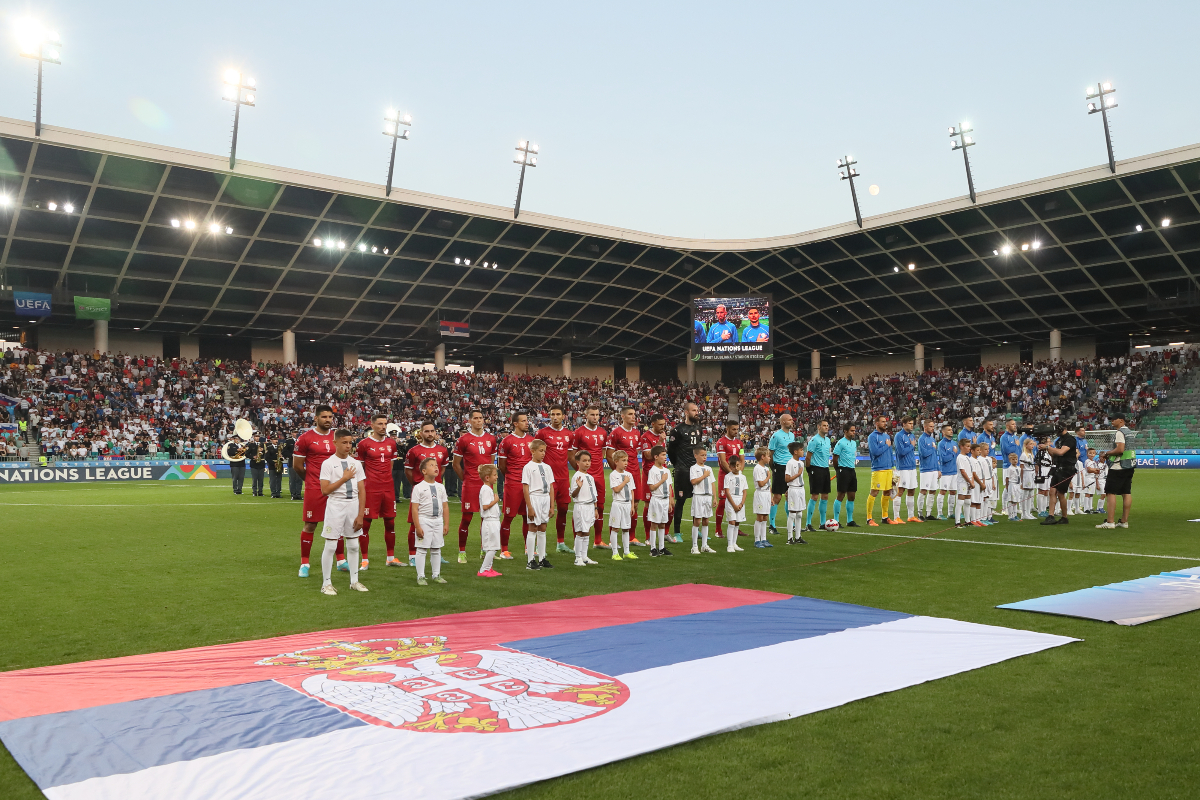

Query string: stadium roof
1 115 1198 363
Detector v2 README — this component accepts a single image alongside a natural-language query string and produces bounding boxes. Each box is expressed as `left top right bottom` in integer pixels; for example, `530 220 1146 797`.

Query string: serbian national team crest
258 636 630 733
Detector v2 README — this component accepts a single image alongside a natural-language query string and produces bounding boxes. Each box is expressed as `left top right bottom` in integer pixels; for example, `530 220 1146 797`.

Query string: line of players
284 402 817 590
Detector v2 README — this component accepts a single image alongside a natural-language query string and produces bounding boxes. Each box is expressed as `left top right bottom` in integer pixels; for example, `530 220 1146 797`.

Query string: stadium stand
2 345 1191 461
1135 354 1200 449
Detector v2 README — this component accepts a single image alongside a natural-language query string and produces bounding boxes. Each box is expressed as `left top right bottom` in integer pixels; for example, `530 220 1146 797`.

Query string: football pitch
2 468 1199 799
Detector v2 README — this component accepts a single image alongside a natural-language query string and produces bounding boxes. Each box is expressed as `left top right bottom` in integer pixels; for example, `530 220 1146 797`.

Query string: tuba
221 418 255 462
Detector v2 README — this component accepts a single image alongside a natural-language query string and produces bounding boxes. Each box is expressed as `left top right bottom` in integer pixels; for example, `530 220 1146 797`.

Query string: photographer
1096 415 1134 529
1039 422 1077 525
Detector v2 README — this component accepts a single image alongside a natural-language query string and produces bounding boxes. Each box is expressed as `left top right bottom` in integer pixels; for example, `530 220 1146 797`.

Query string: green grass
2 469 1200 799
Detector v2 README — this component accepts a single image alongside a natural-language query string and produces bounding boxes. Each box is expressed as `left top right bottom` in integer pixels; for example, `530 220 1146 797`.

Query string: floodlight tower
513 140 539 219
837 156 863 228
15 19 62 137
222 69 257 170
1086 81 1118 173
382 109 412 197
948 123 977 203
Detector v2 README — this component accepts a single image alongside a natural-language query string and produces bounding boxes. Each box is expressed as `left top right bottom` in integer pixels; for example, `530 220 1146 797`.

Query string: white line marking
833 528 1200 561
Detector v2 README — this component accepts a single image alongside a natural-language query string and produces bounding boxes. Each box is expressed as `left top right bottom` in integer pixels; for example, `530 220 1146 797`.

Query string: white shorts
647 497 670 525
971 487 982 504
527 494 551 526
940 474 957 491
480 519 501 551
895 469 918 490
919 471 939 491
573 503 596 533
726 500 746 523
786 486 806 509
322 501 361 540
1097 478 1106 494
1071 473 1083 492
753 491 772 515
691 495 713 519
610 500 632 530
415 515 444 549
1021 475 1035 490
956 479 971 496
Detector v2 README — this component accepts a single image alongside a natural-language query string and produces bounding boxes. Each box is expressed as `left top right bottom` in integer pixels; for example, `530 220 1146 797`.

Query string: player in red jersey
639 413 669 536
535 404 575 552
452 409 499 563
498 411 535 559
571 404 609 547
606 405 645 546
403 421 451 564
347 413 400 569
714 420 743 538
291 404 336 578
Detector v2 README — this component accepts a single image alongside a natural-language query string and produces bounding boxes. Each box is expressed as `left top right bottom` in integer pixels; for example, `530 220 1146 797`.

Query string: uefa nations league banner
0 460 230 483
0 585 1074 800
14 291 52 318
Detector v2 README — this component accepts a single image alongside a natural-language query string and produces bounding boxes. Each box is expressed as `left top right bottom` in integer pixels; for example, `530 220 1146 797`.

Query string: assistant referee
805 419 832 531
768 414 797 535
831 422 859 527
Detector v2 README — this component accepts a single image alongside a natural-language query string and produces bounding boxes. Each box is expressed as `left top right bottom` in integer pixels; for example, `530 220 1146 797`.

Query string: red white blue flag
438 320 469 338
0 585 1074 799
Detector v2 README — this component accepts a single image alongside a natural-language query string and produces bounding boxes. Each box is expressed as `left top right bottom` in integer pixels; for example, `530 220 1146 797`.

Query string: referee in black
668 401 704 539
1040 422 1077 525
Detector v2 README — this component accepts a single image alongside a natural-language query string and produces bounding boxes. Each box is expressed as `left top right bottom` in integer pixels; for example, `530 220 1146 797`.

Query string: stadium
3 7 1200 800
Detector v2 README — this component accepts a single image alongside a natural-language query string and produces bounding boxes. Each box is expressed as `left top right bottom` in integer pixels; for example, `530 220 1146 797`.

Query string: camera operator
1097 414 1134 529
1039 422 1077 525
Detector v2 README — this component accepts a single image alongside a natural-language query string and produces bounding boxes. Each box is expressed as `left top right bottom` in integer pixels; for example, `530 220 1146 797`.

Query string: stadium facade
1 115 1197 382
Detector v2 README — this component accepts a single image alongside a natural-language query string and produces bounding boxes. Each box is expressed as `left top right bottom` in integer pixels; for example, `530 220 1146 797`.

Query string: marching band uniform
229 441 247 495
267 439 284 499
247 438 267 497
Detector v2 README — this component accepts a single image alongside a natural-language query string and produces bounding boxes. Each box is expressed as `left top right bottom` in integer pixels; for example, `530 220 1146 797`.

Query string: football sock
673 500 685 534
321 538 337 583
955 498 964 523
522 519 530 547
430 547 442 578
727 524 737 551
628 507 639 541
408 526 417 556
621 531 630 556
556 504 568 543
917 493 925 516
846 500 855 522
346 537 361 583
691 525 699 547
769 504 778 528
937 493 946 517
715 500 725 536
416 548 427 578
359 530 369 560
701 525 709 548
384 518 396 558
526 531 537 560
594 512 605 546
642 505 650 537
806 498 816 524
610 530 620 553
536 531 547 559
459 512 473 551
300 529 314 564
833 499 842 522
892 496 901 519
866 494 876 521
819 498 828 524
481 550 496 572
335 538 345 560
500 515 513 550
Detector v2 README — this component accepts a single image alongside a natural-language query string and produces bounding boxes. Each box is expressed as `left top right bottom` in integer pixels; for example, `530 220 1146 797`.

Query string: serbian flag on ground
0 585 1074 800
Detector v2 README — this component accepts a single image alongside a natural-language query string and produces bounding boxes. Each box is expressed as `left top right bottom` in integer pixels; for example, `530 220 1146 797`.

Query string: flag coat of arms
439 320 469 338
0 585 1075 800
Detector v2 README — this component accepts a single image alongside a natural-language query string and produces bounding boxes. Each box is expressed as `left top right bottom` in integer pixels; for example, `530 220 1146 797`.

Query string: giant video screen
691 296 772 361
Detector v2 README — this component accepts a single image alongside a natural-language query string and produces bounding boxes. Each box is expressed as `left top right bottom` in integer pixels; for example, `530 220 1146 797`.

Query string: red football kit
535 425 574 506
607 424 642 495
573 424 609 543
639 428 668 501
453 431 498 512
499 433 534 517
355 435 398 519
404 443 450 520
714 435 743 528
295 427 336 523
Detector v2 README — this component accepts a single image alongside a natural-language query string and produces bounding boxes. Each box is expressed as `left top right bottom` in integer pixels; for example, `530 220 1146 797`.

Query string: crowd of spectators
1 344 1192 462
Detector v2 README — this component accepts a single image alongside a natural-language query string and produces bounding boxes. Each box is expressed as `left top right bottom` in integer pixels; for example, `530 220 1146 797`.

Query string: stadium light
222 69 257 170
513 140 539 219
837 155 863 228
15 18 61 137
948 123 977 203
382 109 412 197
1085 81 1118 173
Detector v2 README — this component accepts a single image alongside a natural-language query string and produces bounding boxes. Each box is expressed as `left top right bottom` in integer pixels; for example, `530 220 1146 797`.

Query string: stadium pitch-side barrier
0 451 1197 483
